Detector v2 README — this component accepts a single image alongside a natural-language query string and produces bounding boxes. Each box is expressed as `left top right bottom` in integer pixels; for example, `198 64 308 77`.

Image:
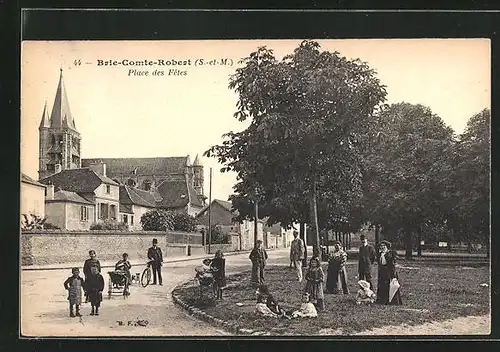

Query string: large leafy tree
206 40 387 255
361 102 455 258
447 109 490 253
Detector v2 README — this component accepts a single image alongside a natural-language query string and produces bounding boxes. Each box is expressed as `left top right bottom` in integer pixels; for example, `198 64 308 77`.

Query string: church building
37 70 207 229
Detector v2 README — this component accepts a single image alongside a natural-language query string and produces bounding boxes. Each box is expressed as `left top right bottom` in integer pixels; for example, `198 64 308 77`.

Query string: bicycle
140 259 154 287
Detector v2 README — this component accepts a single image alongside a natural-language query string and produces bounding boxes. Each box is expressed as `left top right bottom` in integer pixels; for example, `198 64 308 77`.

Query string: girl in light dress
291 293 317 318
356 279 376 305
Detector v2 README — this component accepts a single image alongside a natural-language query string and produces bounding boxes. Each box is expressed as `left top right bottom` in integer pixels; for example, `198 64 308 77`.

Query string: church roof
39 168 119 193
49 69 78 131
81 157 189 177
21 173 46 188
119 185 157 208
47 190 93 205
156 179 203 209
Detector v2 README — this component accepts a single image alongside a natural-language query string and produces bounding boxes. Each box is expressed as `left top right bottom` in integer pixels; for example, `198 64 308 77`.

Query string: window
123 214 128 224
131 216 134 225
100 203 108 220
110 204 116 220
106 185 111 194
80 206 89 221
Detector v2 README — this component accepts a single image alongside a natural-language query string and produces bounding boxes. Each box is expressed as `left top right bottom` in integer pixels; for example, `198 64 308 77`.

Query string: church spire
39 99 50 128
193 154 202 166
49 68 77 131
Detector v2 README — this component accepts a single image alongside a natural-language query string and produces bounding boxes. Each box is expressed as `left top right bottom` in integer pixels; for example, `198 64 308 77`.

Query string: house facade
44 184 95 230
21 173 46 223
196 199 263 251
39 165 120 227
119 185 156 230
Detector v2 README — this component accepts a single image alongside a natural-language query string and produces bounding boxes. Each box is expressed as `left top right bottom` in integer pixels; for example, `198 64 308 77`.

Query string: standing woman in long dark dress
210 250 226 300
326 241 349 294
376 240 402 305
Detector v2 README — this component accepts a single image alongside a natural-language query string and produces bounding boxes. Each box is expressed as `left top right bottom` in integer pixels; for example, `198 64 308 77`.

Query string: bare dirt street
21 249 290 337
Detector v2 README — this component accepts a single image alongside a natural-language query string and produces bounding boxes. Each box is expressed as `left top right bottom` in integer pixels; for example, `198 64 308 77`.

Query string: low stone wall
21 230 204 266
206 243 239 255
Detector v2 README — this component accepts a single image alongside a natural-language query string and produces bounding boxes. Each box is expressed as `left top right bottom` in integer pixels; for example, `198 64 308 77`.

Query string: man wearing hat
290 230 305 282
147 238 164 285
358 234 376 289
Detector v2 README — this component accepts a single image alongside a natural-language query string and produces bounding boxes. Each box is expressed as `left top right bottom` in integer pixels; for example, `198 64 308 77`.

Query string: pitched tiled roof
21 173 46 188
81 157 189 177
197 199 236 218
156 180 191 208
120 204 134 214
39 168 118 193
119 185 156 208
47 190 93 204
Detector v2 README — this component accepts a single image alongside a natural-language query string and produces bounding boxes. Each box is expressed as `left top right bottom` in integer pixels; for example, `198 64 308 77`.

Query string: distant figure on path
83 250 101 303
326 241 349 294
304 256 325 311
63 267 84 317
376 240 402 305
147 238 163 285
249 240 268 286
358 234 376 289
290 230 305 282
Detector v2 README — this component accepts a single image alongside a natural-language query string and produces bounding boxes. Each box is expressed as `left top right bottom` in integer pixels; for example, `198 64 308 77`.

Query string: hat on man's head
152 238 158 244
360 234 366 240
380 240 392 249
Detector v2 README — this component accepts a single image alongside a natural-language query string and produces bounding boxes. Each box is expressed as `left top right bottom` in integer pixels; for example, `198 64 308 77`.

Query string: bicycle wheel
141 267 151 287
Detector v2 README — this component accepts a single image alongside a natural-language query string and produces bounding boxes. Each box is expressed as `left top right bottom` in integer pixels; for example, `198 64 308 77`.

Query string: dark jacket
83 258 101 278
358 244 376 271
249 247 268 266
85 273 105 292
148 246 163 264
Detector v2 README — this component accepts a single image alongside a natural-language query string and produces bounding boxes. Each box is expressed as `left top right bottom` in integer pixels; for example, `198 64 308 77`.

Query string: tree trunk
417 229 422 257
310 179 321 258
300 222 308 267
404 228 413 260
374 224 380 249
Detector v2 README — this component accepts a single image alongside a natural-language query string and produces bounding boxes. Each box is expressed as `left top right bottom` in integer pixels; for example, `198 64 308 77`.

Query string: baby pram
194 259 216 299
107 269 130 299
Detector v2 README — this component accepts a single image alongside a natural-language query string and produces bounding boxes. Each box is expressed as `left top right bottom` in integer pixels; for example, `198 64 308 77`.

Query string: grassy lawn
172 260 490 335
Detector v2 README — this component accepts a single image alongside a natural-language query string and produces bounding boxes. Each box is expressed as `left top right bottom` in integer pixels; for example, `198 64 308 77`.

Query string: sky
21 39 490 202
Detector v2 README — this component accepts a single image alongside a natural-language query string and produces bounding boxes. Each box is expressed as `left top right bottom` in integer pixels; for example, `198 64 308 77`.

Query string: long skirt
326 263 349 294
305 280 324 302
376 265 402 305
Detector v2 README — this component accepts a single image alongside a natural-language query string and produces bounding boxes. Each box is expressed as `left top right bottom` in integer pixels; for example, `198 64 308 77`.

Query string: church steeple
39 99 50 128
38 70 82 180
49 68 77 131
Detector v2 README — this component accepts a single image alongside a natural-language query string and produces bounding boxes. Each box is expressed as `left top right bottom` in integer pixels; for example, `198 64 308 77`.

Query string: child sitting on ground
255 284 290 319
356 279 376 305
291 293 318 318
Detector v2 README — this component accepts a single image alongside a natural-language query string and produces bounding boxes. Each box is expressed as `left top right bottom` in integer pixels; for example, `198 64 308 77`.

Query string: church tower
192 154 205 205
38 69 82 180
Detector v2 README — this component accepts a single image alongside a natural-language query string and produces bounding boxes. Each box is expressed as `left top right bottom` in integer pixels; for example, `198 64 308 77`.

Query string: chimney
89 162 107 177
46 183 55 200
54 164 62 174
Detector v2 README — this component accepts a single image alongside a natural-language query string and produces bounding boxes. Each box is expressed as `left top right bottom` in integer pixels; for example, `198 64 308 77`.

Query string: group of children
254 255 376 319
63 265 104 317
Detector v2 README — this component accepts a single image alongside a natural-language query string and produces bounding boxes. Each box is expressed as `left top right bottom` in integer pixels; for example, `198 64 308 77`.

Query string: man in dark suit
358 234 376 289
147 238 163 285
